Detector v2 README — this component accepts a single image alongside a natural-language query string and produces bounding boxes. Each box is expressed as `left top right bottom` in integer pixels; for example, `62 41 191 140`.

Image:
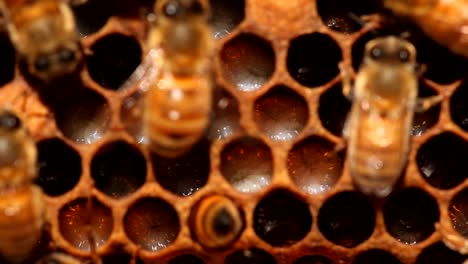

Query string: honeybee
36 252 90 264
0 0 83 83
191 195 243 249
341 36 442 197
121 0 213 158
0 110 46 262
384 0 468 58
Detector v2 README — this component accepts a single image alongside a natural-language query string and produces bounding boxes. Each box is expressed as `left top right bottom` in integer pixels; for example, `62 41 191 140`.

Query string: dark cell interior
416 132 468 189
415 242 467 264
168 254 206 264
36 138 82 196
292 255 333 264
352 249 402 264
449 188 468 238
383 188 439 244
318 83 351 137
72 0 111 36
316 0 380 33
450 81 468 132
225 248 277 264
91 140 147 198
152 140 210 196
87 33 142 90
0 34 15 87
253 189 312 247
318 191 375 247
287 33 342 88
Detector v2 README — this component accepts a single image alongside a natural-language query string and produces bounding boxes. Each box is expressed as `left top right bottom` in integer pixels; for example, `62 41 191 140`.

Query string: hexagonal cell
287 136 343 195
287 33 342 88
292 255 333 264
87 33 142 90
124 197 179 252
451 81 468 132
318 83 351 137
253 189 312 247
254 86 308 141
168 254 206 264
0 33 15 87
411 81 440 136
449 188 468 238
225 248 277 264
416 132 468 189
220 137 272 193
36 138 82 196
209 0 245 39
416 36 468 85
352 249 402 264
220 34 275 92
33 76 111 144
191 195 244 249
152 141 210 196
383 188 439 244
72 0 111 36
316 0 380 33
59 198 113 252
101 252 133 264
318 191 375 248
415 242 467 264
91 140 146 198
206 87 241 141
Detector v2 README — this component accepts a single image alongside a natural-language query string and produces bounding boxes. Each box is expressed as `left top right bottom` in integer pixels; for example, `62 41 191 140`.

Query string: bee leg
415 95 443 112
339 62 354 101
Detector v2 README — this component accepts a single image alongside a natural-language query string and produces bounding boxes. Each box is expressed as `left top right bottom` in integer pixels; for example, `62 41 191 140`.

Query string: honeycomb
0 0 467 263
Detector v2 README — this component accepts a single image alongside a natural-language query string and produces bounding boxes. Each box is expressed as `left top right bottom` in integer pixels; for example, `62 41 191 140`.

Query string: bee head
27 43 82 83
156 0 209 20
365 36 416 65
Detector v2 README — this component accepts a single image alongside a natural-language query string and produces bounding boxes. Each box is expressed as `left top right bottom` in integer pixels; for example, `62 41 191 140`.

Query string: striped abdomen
347 106 413 197
144 71 211 158
0 185 45 263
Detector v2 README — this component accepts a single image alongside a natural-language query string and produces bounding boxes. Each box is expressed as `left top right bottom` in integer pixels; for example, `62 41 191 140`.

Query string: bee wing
119 48 164 94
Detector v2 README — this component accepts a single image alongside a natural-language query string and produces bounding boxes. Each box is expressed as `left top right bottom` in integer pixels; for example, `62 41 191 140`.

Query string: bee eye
370 46 383 60
34 56 50 72
163 0 181 17
58 48 76 64
0 112 20 130
399 48 410 62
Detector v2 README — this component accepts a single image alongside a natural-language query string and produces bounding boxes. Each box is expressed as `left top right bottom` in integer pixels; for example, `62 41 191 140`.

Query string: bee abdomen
349 145 406 196
0 186 44 262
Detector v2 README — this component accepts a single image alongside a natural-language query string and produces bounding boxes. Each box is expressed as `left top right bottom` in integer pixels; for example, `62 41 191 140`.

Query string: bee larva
384 0 468 58
0 0 83 83
341 36 442 197
35 252 90 264
121 0 213 158
191 195 244 249
0 110 46 263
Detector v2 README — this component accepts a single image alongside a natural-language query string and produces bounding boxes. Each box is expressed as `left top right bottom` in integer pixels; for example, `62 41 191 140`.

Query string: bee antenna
346 12 380 36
